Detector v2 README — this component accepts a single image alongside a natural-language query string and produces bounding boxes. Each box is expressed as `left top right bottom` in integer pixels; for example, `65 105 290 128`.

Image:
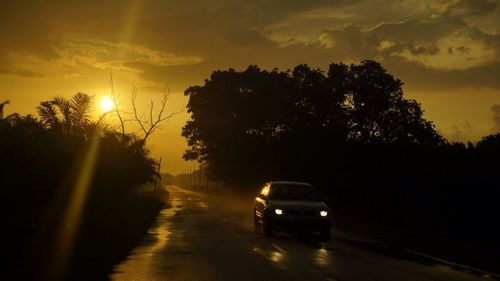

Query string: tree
182 66 295 182
182 61 444 183
131 86 182 143
345 61 443 145
108 72 181 143
36 92 93 135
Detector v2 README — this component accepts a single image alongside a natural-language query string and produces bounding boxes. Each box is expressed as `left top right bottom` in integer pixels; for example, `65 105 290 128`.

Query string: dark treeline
182 61 500 263
0 94 161 280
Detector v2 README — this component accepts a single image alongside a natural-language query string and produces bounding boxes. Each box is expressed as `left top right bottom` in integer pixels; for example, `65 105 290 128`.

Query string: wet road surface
111 186 492 281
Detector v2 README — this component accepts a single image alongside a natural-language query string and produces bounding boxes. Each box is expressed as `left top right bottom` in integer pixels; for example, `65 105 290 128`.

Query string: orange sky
1 0 499 174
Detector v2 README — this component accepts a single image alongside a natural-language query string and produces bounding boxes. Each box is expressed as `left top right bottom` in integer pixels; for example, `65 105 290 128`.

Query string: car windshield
269 184 320 201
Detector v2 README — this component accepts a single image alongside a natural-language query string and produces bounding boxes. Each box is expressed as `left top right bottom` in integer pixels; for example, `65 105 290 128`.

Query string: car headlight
275 208 283 215
320 211 328 217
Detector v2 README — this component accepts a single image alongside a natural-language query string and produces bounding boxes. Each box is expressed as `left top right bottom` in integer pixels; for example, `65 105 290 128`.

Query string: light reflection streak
110 196 182 280
197 201 209 209
143 198 181 257
314 248 330 267
252 245 288 269
270 251 285 263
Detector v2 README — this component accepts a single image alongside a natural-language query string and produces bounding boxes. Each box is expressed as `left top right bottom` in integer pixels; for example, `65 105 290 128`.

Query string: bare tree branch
130 87 182 143
131 86 148 137
105 78 181 142
109 71 126 135
149 100 155 128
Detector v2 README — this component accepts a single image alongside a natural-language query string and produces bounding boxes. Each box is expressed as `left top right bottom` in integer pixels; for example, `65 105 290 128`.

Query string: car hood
269 200 329 210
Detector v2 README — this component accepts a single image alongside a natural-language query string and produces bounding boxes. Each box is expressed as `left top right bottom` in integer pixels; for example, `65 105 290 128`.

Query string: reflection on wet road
111 186 492 281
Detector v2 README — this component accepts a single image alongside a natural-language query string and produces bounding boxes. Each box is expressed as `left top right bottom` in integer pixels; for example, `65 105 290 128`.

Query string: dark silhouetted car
254 181 332 240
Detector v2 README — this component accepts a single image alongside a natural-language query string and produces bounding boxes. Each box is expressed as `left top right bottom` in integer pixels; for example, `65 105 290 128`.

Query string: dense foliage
183 61 500 250
1 94 157 216
0 94 159 280
183 61 444 183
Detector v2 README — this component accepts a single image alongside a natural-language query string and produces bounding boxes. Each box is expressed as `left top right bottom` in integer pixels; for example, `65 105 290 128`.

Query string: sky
1 0 500 174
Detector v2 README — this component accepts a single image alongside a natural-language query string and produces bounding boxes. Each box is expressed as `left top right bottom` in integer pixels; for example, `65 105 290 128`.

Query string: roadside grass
67 186 169 280
3 186 168 281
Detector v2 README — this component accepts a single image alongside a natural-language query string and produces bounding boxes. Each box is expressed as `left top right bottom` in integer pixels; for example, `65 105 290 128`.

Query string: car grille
285 209 318 216
287 210 301 216
303 210 317 216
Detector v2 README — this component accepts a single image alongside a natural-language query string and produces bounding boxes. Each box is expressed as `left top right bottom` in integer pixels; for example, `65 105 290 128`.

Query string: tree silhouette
345 61 444 145
182 60 443 183
70 93 92 130
131 86 182 143
36 92 93 134
107 72 181 143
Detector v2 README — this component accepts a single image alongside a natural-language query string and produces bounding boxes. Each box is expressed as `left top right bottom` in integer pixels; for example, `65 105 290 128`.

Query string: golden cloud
0 36 203 78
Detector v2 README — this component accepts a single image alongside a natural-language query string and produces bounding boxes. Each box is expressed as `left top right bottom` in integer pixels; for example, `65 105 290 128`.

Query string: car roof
269 181 313 187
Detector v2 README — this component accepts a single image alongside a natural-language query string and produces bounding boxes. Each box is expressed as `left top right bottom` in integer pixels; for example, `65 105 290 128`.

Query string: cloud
383 57 500 92
312 17 499 70
261 0 500 75
1 0 500 90
0 36 203 78
222 29 274 47
440 0 498 18
57 37 203 67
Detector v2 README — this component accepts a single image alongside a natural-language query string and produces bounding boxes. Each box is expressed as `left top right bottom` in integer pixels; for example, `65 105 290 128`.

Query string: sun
100 96 115 112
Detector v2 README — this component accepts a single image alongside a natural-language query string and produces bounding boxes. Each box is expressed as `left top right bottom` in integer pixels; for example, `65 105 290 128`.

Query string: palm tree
37 93 94 134
52 96 72 132
37 101 62 130
70 92 92 129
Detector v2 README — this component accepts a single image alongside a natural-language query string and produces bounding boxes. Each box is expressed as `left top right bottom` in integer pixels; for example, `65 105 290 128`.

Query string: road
110 186 492 281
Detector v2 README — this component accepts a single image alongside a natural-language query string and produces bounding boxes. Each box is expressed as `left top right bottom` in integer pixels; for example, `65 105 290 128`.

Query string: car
253 181 332 240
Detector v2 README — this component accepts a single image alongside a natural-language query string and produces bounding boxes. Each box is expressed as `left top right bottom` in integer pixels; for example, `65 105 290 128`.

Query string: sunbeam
44 132 101 281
